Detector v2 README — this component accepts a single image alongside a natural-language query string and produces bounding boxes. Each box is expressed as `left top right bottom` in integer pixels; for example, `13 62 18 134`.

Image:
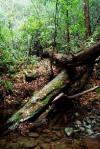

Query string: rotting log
1 42 100 134
43 41 100 67
5 70 69 130
4 65 93 131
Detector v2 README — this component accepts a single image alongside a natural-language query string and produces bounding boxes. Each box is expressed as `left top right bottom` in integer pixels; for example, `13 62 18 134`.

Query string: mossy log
2 42 100 133
44 41 100 67
6 70 69 130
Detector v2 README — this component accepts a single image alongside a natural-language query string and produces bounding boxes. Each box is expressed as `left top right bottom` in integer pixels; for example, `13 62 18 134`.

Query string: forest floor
0 58 100 149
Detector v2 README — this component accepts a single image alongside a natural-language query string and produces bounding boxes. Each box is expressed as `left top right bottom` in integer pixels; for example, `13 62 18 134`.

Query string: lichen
7 71 68 125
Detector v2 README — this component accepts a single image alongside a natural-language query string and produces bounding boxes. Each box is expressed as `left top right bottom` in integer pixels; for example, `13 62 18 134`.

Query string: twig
52 85 99 103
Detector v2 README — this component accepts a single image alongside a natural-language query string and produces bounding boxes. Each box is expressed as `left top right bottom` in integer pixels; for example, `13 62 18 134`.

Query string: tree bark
84 0 91 38
2 42 100 133
66 9 70 54
6 70 69 130
53 0 59 48
43 42 100 67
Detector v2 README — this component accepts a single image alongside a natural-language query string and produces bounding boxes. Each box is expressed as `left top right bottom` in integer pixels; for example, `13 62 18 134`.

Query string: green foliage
96 88 100 94
0 0 99 73
92 27 100 41
0 79 13 93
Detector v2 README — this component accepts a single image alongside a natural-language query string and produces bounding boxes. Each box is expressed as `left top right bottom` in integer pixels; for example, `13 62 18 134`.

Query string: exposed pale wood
52 86 99 103
6 70 69 130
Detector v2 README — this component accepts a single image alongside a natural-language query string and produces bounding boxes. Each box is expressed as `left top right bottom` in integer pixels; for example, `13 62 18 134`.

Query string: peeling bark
1 42 100 134
6 70 69 130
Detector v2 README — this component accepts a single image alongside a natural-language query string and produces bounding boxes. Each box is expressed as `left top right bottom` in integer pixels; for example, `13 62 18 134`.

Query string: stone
55 131 63 138
17 137 37 148
75 120 81 126
51 137 60 141
83 121 87 127
75 112 79 117
73 129 79 133
44 138 51 143
24 140 38 148
34 146 40 149
93 127 100 132
40 143 50 149
86 124 91 129
79 127 85 132
92 120 96 124
42 129 51 133
28 132 39 138
86 117 91 124
86 128 94 135
89 115 96 119
50 143 69 149
5 143 20 149
65 127 73 136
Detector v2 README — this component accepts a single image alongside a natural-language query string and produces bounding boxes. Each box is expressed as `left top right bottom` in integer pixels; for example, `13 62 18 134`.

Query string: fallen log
2 42 100 134
5 66 90 131
44 42 100 67
6 70 69 130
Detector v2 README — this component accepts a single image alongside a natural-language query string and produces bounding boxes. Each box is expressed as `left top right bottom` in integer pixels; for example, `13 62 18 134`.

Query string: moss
7 71 68 126
7 112 22 123
96 88 100 93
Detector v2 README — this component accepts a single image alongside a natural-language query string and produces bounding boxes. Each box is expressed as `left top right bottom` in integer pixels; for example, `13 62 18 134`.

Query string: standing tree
84 0 91 38
53 0 59 48
66 7 70 54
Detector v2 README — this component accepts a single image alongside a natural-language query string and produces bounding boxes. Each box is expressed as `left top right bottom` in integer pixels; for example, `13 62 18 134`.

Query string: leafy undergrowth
0 58 59 123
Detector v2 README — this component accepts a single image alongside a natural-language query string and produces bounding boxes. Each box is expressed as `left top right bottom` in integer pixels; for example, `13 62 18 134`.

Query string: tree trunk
43 41 100 67
66 9 70 54
84 0 91 38
6 70 69 130
1 42 100 134
53 0 59 48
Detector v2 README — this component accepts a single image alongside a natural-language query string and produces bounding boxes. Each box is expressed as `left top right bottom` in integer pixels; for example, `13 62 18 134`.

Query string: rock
75 112 79 117
29 132 39 138
86 125 91 129
92 120 96 124
44 138 51 143
51 137 60 141
86 117 91 124
55 131 63 138
65 127 73 136
40 143 50 149
79 127 85 132
34 146 41 149
5 143 20 149
93 127 100 132
42 129 51 133
17 137 38 148
24 139 38 148
89 115 96 119
86 128 94 135
75 120 81 126
83 121 87 126
50 143 69 149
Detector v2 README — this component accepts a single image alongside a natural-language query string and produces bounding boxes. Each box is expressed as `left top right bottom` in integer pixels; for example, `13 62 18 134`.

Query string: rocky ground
0 59 100 149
